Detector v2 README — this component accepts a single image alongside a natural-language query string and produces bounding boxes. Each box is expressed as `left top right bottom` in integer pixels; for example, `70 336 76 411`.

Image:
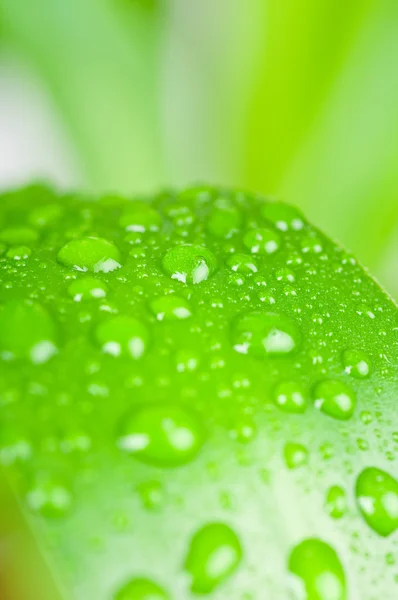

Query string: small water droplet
261 202 305 231
232 312 301 358
243 228 281 254
312 380 356 420
57 237 122 273
355 467 398 537
273 381 307 413
207 199 242 238
301 236 323 254
67 277 108 302
137 480 165 511
95 316 149 359
162 245 217 284
0 301 58 364
26 475 73 519
284 442 308 469
185 523 243 594
6 245 32 260
289 538 346 600
341 349 371 379
119 202 162 233
325 486 347 519
226 253 258 275
117 404 205 467
149 295 192 321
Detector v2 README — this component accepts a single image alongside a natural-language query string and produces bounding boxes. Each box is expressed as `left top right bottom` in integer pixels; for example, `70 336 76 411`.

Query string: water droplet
261 202 305 231
117 404 205 467
95 316 149 359
29 203 63 228
137 480 165 511
149 296 192 321
26 475 73 519
289 538 346 600
0 301 58 363
114 578 168 600
162 245 217 284
284 442 308 469
67 277 108 302
273 381 307 413
0 226 39 245
341 349 371 379
6 245 32 260
207 199 242 239
312 380 356 420
232 312 301 358
226 253 258 274
57 237 122 273
119 202 162 233
301 236 323 254
243 228 281 254
175 349 201 372
185 523 243 594
275 268 295 283
325 486 347 519
355 467 398 537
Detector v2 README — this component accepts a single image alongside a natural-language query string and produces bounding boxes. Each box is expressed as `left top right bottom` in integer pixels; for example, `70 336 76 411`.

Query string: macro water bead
57 236 122 273
117 404 205 467
162 244 217 284
232 311 302 358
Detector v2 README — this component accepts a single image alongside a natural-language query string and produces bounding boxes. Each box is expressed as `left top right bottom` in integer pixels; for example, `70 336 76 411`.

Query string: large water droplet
95 316 149 359
289 538 346 600
232 312 301 358
149 296 192 321
114 578 168 600
0 226 39 245
243 228 281 254
119 202 162 233
67 277 108 302
355 467 398 537
0 301 58 363
117 404 205 467
312 380 356 421
57 237 122 273
185 523 242 594
162 245 217 284
341 349 371 379
273 381 307 413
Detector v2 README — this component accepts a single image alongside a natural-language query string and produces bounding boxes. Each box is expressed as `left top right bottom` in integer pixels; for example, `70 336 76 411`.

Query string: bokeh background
0 0 397 297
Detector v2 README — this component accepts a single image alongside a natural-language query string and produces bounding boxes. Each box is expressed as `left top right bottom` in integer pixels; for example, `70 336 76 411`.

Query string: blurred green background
0 0 397 297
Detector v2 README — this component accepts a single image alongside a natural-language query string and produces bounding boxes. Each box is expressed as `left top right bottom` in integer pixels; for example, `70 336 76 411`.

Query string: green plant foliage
0 0 164 192
0 185 397 599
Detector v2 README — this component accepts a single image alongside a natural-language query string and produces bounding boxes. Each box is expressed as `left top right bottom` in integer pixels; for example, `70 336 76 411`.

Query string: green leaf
1 0 164 192
0 185 397 599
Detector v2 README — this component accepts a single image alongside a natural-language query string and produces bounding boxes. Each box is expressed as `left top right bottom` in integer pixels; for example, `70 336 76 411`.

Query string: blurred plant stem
243 0 376 192
280 3 398 280
1 0 165 193
242 0 398 291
